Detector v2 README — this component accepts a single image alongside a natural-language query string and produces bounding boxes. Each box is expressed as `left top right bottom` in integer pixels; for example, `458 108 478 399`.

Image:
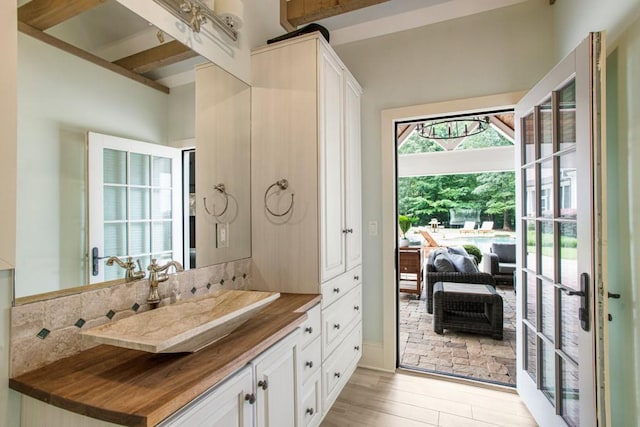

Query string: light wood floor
321 368 538 427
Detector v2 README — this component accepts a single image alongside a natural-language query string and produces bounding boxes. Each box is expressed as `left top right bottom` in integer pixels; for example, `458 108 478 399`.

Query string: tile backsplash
10 258 251 377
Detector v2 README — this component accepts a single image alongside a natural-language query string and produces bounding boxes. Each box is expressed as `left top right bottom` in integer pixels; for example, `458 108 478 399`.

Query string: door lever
607 292 621 299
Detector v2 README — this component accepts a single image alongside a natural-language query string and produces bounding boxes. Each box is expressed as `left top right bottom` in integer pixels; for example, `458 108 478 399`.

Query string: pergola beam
284 0 389 28
18 0 106 31
113 40 199 74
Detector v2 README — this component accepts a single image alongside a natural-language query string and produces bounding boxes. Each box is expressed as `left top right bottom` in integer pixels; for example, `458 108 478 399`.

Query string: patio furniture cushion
449 253 478 273
491 242 516 263
499 262 516 275
447 246 469 257
432 249 456 272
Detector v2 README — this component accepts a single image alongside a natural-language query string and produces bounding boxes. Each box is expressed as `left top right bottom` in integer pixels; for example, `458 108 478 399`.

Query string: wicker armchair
425 254 495 314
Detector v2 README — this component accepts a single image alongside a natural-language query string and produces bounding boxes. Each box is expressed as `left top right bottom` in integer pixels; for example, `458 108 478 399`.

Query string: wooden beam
280 0 296 31
18 0 106 31
18 21 170 94
286 0 390 28
113 41 198 74
396 123 416 148
489 115 515 140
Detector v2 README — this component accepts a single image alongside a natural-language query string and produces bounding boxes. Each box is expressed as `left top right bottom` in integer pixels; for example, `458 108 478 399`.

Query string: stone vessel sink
82 289 280 353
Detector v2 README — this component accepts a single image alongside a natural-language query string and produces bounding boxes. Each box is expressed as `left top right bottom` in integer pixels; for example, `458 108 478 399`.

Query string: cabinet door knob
354 345 360 351
245 393 256 404
306 408 315 415
305 326 313 334
334 372 341 378
333 323 340 330
258 379 268 390
305 361 314 368
354 305 360 311
347 228 353 233
342 229 349 234
333 287 340 293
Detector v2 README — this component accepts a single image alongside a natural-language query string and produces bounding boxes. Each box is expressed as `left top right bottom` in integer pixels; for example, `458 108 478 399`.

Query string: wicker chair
425 251 495 314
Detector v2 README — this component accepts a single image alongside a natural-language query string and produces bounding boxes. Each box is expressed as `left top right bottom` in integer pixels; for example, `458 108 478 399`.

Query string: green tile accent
36 328 50 340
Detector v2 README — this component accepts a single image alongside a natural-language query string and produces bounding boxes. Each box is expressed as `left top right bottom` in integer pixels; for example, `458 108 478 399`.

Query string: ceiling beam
18 21 170 94
285 0 390 28
280 0 296 32
396 123 416 148
489 116 515 140
18 0 107 31
113 41 199 74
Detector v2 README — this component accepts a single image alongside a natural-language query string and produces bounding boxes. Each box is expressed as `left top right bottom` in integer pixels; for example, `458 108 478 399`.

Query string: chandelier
416 116 490 140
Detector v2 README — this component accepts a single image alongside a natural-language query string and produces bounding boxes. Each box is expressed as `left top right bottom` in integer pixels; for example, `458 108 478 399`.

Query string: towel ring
203 183 229 217
264 179 294 217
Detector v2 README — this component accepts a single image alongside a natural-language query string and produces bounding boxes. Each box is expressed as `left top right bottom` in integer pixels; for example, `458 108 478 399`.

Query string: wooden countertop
10 293 321 427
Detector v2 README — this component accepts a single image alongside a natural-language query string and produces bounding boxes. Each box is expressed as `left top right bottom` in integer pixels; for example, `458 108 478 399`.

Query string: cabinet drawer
300 303 321 348
321 265 362 308
322 284 361 359
300 337 321 384
322 322 362 413
299 370 322 427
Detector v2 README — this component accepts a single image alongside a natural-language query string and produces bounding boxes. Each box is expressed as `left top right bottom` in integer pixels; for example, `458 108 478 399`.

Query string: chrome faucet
147 258 184 306
106 256 146 281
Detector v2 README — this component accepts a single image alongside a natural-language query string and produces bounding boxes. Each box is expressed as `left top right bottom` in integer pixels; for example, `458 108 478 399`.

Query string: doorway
394 111 518 385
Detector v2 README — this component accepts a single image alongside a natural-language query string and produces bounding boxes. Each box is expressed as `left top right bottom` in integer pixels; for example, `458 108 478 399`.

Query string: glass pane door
88 132 182 283
515 33 603 427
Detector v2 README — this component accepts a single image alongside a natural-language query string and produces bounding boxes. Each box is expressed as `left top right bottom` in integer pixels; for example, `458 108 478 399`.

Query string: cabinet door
254 333 299 427
160 366 253 427
319 46 346 283
344 74 362 270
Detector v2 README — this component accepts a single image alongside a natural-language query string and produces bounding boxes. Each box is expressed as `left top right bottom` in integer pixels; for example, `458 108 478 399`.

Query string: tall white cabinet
251 33 362 424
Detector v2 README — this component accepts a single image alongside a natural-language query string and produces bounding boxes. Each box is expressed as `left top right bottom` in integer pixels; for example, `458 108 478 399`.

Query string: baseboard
357 340 394 372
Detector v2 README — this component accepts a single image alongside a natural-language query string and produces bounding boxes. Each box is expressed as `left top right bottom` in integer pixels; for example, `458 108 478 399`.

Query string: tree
472 172 516 230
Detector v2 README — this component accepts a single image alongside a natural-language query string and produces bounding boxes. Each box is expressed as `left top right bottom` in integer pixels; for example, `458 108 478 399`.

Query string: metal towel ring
203 183 229 217
264 179 294 217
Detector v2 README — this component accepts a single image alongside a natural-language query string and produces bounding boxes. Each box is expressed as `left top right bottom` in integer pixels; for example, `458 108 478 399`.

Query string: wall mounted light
153 0 241 41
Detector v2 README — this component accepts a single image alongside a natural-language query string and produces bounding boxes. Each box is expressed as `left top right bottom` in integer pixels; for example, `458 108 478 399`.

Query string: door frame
376 91 526 371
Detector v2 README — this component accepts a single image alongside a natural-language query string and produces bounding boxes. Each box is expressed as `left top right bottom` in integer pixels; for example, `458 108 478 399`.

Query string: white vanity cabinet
251 32 363 422
159 366 254 427
161 331 300 427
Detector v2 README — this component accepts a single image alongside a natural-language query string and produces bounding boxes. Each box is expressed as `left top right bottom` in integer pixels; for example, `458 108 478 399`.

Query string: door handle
91 247 110 277
560 273 589 332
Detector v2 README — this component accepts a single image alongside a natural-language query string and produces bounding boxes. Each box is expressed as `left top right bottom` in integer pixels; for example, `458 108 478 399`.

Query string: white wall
333 0 554 347
16 34 169 298
168 83 196 142
604 12 640 427
1 0 20 423
552 0 640 60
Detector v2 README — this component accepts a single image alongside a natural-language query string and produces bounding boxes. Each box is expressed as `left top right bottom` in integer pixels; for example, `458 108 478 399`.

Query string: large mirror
15 0 251 302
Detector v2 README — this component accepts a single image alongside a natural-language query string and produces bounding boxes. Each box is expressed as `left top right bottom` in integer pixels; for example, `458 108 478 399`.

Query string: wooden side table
398 246 423 295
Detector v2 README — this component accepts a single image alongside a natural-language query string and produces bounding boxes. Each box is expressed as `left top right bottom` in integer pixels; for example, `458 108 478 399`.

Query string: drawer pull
333 323 340 330
354 345 360 351
354 275 360 281
258 380 268 390
306 408 315 415
334 372 341 378
245 393 256 404
354 305 360 311
333 288 340 294
305 326 313 334
305 361 314 368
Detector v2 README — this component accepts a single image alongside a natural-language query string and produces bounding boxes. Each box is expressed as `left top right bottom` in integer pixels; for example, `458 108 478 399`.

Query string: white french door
515 33 604 426
88 132 182 283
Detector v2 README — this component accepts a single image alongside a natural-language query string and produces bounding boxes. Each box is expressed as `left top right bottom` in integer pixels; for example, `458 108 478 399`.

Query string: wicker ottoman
433 281 503 340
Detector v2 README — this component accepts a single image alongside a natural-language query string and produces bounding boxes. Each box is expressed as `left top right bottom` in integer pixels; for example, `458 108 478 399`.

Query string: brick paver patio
398 285 517 385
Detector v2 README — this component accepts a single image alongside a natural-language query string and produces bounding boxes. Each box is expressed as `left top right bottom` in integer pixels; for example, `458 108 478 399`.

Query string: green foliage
526 230 578 248
398 215 417 237
463 244 483 264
